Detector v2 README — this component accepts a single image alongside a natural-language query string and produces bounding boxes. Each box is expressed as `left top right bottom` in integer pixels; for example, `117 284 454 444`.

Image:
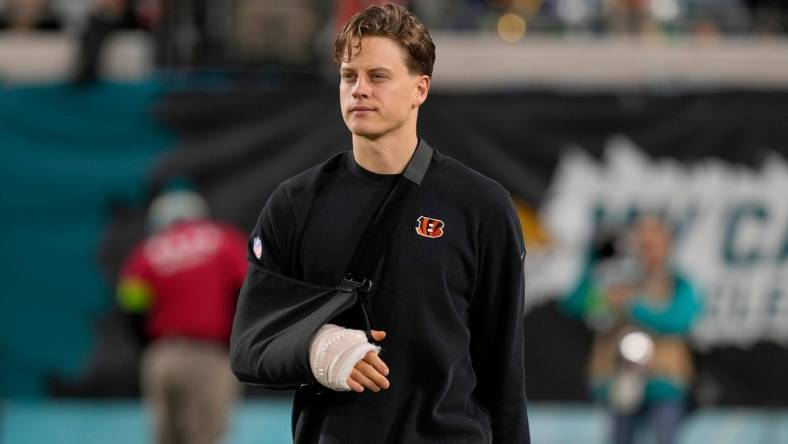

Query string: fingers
357 360 390 390
349 368 382 392
347 377 364 393
346 351 390 393
345 331 388 393
363 350 389 377
370 330 386 342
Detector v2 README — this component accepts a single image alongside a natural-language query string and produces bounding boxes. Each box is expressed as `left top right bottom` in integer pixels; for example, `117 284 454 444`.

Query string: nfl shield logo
253 236 263 259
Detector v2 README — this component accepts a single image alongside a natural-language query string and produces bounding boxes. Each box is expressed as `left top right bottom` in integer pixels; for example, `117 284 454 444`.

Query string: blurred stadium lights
0 0 786 87
650 0 681 23
497 12 528 42
556 0 591 26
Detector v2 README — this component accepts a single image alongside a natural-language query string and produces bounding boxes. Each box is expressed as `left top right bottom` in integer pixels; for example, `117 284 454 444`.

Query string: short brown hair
333 3 436 77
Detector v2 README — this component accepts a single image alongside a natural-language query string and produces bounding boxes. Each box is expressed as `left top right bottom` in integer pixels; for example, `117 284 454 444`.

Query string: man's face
339 36 428 140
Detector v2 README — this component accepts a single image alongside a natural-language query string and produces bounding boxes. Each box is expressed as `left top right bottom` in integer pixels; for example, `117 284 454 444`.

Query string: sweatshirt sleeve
246 184 295 275
230 184 315 388
469 195 530 444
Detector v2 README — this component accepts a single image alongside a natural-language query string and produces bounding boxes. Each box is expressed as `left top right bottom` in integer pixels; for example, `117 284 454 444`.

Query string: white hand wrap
309 324 380 391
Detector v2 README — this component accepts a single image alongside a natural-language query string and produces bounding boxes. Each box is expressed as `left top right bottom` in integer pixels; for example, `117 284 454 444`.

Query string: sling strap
341 140 433 340
345 139 433 281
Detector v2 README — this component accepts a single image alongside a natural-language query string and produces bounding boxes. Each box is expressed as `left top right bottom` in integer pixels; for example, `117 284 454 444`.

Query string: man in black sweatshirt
232 4 530 443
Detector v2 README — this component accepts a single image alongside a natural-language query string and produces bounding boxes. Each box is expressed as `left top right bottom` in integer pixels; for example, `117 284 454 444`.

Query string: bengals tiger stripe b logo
415 216 445 238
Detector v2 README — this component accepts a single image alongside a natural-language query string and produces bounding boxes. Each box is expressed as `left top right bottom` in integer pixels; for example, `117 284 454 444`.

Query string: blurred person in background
74 0 159 83
562 215 703 444
232 3 529 443
117 180 247 444
156 0 229 67
0 0 61 31
233 0 318 72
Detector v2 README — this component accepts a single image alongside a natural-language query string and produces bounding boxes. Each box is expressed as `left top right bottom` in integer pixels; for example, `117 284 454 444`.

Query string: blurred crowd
0 0 786 75
2 0 787 35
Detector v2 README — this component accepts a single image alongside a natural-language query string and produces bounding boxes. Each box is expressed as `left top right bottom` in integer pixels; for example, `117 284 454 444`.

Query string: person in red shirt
118 185 248 444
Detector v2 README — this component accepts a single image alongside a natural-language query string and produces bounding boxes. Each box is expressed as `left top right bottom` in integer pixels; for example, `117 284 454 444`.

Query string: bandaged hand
309 324 389 392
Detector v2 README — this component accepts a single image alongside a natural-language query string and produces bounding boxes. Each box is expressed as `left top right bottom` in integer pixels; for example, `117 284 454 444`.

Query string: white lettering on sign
528 135 788 348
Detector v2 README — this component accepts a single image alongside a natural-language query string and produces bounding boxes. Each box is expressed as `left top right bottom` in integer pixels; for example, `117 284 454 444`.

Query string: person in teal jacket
562 215 703 444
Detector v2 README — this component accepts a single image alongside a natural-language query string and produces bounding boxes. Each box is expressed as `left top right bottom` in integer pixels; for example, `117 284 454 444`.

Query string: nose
351 76 370 99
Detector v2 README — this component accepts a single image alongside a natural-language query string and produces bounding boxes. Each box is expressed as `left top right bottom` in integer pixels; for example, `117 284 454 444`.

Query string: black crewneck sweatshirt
242 140 529 444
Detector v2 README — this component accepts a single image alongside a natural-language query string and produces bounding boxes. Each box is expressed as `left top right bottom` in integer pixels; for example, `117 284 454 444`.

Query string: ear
413 75 431 108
